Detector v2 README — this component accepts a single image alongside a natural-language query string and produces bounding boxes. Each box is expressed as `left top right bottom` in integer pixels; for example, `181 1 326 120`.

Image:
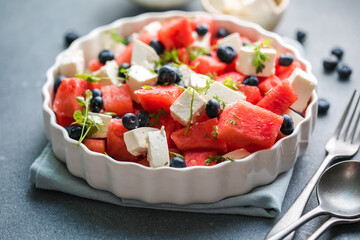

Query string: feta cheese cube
203 82 246 107
217 32 242 53
170 88 206 126
289 68 317 112
236 47 276 77
147 126 170 168
128 65 158 103
131 39 159 70
283 108 304 129
93 60 119 86
223 149 250 160
59 49 84 77
123 127 158 156
113 42 126 57
179 65 210 90
192 32 211 50
143 21 162 35
87 113 112 138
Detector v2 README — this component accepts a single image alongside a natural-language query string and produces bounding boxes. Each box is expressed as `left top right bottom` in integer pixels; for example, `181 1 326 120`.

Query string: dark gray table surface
1 0 360 239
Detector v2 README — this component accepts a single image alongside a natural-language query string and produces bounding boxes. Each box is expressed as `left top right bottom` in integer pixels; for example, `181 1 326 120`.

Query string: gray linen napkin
29 143 293 217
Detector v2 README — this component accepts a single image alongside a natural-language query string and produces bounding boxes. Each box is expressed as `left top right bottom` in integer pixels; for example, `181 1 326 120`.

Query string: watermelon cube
101 84 133 116
184 151 218 167
256 80 298 115
135 85 183 113
214 71 246 83
190 15 215 35
88 59 103 72
258 75 281 96
158 17 194 49
84 139 106 154
237 84 262 104
107 119 140 162
53 77 88 118
191 55 227 76
276 60 305 80
152 115 182 148
170 118 227 153
217 100 284 152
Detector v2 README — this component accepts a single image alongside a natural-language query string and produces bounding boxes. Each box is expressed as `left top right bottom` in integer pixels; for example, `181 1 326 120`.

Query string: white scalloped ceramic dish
42 11 318 205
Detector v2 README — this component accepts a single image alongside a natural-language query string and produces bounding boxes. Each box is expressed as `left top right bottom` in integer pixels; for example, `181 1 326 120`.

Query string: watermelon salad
53 16 316 168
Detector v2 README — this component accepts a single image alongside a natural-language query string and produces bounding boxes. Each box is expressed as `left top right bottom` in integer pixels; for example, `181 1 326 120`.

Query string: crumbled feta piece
236 47 276 77
192 32 211 50
123 127 158 156
59 49 84 77
93 60 119 86
288 68 317 112
179 65 210 90
131 39 159 70
203 82 246 107
283 108 304 128
143 21 162 35
170 88 206 126
223 149 250 160
128 65 158 102
87 113 112 139
217 32 242 53
147 126 170 168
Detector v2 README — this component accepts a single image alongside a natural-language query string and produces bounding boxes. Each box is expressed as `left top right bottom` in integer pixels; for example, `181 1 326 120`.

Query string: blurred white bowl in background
130 0 192 9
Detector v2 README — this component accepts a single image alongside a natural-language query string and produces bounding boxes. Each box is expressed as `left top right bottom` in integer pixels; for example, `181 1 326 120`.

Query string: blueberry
243 41 251 46
64 32 79 47
113 116 121 119
91 88 102 98
170 157 186 168
164 63 182 83
338 65 352 80
118 63 131 78
278 53 294 66
69 125 83 140
90 96 103 113
216 28 230 38
323 55 338 72
98 49 114 65
242 76 259 86
331 47 344 60
296 30 306 44
65 126 72 135
217 45 237 63
54 75 65 94
158 65 177 85
195 24 208 37
137 110 150 127
150 39 165 55
206 99 221 119
122 113 139 130
318 98 330 115
280 114 294 135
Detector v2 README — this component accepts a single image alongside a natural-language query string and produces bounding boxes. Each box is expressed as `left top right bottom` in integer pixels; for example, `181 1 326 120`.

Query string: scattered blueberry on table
331 47 344 60
323 55 338 72
318 98 330 115
98 49 115 64
296 30 306 44
338 64 352 80
64 31 80 47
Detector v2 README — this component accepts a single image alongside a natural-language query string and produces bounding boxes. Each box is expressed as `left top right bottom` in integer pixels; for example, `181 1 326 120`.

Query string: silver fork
266 89 360 240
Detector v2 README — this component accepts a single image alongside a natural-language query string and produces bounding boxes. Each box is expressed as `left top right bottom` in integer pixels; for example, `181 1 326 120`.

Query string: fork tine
350 95 360 143
333 90 357 139
343 93 360 141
